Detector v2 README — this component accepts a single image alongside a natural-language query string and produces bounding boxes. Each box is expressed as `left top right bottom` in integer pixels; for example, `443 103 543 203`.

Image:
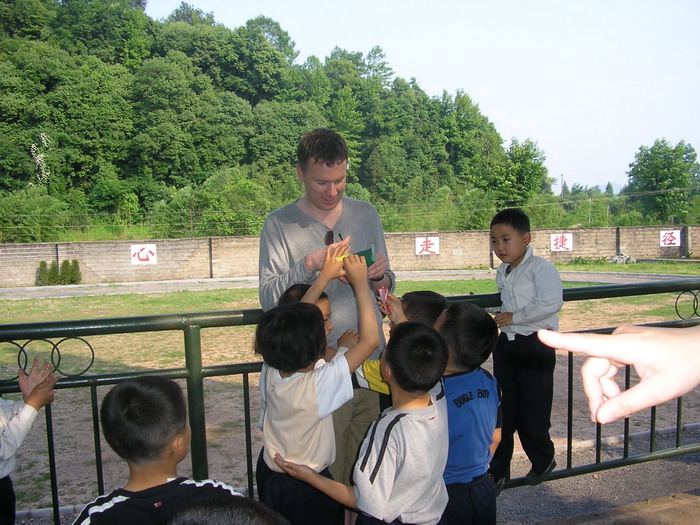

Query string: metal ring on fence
675 290 700 319
53 337 95 377
2 337 96 381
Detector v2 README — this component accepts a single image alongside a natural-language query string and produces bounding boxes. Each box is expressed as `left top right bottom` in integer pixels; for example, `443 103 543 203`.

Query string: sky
145 0 700 193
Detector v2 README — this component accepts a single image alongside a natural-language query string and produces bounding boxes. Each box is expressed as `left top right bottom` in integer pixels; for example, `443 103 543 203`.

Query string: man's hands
19 357 58 411
368 252 388 282
304 236 351 273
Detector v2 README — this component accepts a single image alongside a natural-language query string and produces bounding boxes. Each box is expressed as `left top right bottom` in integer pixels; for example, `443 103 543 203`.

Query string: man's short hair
255 303 326 374
401 291 447 327
277 283 328 306
296 128 349 170
384 322 448 393
439 303 498 370
166 495 286 525
490 208 531 233
100 376 187 464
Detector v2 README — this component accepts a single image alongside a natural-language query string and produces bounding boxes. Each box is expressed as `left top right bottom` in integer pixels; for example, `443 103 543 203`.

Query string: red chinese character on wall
552 234 568 251
419 238 437 254
661 231 677 246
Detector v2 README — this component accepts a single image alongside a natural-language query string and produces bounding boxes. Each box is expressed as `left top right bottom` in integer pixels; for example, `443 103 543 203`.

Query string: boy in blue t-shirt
435 302 501 525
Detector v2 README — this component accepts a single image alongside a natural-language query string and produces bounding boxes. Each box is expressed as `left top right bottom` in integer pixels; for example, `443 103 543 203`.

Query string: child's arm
301 243 350 305
274 453 358 509
342 254 381 373
1 372 56 460
490 428 502 458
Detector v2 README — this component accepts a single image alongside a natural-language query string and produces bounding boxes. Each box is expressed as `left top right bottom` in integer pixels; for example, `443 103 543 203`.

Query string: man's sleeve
370 206 396 293
258 216 311 311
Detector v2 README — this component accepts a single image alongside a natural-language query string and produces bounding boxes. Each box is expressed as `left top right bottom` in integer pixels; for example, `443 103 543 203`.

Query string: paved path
0 270 690 301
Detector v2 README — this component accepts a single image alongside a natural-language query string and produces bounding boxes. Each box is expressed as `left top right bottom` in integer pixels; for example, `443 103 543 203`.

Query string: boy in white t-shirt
274 321 450 525
255 246 379 525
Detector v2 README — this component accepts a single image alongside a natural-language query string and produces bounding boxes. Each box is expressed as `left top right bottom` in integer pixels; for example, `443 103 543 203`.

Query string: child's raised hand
343 254 368 286
25 373 59 411
19 357 53 402
384 295 408 326
337 329 359 349
319 243 350 282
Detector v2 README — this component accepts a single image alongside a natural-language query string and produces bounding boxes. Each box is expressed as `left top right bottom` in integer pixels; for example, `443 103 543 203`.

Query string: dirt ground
5 274 700 522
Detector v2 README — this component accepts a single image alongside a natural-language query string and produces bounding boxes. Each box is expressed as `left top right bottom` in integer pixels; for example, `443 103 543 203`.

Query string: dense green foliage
1 1 698 243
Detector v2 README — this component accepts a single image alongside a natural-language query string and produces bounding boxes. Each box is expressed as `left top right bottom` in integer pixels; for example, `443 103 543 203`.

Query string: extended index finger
537 329 635 366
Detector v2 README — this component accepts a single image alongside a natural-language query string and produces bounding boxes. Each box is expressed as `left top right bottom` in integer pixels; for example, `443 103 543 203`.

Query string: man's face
296 159 347 212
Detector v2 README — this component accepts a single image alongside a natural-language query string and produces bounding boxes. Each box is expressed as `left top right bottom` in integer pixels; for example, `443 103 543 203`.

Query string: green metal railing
1 277 700 523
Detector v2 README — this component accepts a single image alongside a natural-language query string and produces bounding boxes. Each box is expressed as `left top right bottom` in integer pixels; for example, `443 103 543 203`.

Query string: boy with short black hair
274 321 449 525
357 290 447 395
73 376 242 524
436 302 501 525
488 208 563 491
255 249 379 525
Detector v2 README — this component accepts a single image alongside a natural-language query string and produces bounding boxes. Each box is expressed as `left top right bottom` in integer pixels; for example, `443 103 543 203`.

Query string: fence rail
1 278 700 524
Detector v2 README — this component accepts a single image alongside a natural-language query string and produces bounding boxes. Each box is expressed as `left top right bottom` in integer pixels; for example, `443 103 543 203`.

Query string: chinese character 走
418 238 437 254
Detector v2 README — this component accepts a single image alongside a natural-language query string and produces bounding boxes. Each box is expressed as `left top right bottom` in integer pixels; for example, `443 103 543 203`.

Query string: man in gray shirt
258 128 395 485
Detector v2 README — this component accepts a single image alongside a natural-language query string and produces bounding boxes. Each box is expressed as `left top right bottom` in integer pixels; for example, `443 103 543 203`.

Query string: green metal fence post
184 325 208 480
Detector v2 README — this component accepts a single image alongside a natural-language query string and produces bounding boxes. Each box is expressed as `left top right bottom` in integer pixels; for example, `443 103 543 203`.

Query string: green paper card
354 246 375 267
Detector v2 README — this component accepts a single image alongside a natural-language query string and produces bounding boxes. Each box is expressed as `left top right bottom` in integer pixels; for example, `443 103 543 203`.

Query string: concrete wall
0 226 694 287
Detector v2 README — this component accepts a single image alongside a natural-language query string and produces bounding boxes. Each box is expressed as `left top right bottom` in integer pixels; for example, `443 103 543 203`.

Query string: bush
70 260 82 284
36 259 82 285
37 261 49 286
59 260 71 284
47 260 59 284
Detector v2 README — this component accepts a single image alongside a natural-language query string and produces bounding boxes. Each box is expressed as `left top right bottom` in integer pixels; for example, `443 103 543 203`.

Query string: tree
165 2 216 25
0 0 56 39
245 16 298 65
505 138 550 205
624 139 700 224
49 0 155 68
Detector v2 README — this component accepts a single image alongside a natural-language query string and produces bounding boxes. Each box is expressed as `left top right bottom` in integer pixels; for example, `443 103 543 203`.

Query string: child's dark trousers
490 332 556 481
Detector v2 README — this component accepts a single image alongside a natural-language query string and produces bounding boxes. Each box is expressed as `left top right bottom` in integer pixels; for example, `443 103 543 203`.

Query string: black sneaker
524 459 556 486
